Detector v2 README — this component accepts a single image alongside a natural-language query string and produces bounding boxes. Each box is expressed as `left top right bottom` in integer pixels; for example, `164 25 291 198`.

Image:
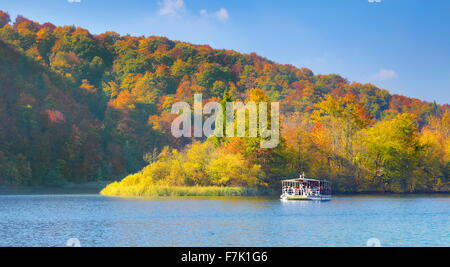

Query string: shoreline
0 184 449 197
0 181 112 195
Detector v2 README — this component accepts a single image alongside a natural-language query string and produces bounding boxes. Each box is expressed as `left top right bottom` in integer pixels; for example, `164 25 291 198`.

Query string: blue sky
1 0 449 104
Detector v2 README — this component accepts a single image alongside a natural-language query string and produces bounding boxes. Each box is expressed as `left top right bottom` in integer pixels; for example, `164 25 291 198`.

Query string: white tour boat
281 173 332 201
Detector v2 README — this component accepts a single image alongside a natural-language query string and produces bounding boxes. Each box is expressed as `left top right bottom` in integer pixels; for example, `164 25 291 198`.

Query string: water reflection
0 194 449 247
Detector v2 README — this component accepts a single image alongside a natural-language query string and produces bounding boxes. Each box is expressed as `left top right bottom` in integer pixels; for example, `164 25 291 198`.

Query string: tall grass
101 182 269 197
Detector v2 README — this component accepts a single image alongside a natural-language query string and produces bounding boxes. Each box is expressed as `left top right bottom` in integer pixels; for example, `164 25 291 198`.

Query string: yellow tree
356 113 421 192
310 94 371 187
418 110 450 190
207 148 265 187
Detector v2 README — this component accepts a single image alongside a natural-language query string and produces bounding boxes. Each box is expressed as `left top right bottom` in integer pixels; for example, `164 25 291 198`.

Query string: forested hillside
0 11 448 192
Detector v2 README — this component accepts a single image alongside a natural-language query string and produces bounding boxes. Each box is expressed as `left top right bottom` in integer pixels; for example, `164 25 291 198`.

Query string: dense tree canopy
0 12 448 192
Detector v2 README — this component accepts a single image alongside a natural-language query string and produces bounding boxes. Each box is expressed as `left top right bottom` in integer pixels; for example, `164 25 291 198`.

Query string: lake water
0 194 448 247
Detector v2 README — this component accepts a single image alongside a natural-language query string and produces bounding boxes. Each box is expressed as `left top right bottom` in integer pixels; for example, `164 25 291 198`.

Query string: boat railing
283 186 322 197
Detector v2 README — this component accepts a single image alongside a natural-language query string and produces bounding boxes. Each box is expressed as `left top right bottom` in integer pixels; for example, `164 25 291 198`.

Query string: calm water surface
0 194 448 247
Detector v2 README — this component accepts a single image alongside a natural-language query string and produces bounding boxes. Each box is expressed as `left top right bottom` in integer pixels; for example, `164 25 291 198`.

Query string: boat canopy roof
282 178 325 183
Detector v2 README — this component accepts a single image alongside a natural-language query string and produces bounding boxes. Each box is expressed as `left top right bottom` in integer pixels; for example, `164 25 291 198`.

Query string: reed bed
101 182 268 197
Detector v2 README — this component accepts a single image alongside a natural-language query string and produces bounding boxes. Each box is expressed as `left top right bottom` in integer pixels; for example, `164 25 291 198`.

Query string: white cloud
68 0 81 3
214 8 229 22
158 0 185 16
200 8 230 23
374 68 398 80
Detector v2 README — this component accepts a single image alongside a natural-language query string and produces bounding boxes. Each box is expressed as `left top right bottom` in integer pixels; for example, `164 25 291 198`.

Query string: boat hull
281 195 332 201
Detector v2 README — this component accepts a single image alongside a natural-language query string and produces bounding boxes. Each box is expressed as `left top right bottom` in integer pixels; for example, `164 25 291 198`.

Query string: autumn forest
0 11 449 194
